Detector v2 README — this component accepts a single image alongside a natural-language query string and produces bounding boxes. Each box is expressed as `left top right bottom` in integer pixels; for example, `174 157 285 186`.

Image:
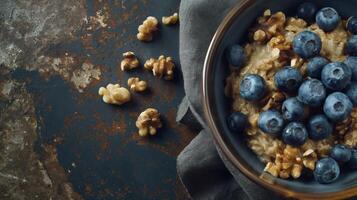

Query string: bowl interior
206 0 357 195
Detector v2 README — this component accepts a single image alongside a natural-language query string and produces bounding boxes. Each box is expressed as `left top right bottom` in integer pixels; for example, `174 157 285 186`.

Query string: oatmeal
225 8 357 180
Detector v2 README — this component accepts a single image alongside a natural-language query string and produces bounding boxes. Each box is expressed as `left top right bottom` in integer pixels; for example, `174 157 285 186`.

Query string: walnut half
136 108 162 137
137 16 159 42
98 83 131 105
127 77 147 92
120 51 139 71
144 55 175 80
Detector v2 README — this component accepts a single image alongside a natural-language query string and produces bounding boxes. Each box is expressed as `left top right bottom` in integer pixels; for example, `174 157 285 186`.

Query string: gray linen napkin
176 0 283 199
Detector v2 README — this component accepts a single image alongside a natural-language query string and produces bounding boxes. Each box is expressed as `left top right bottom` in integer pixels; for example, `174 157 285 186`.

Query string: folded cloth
176 0 283 199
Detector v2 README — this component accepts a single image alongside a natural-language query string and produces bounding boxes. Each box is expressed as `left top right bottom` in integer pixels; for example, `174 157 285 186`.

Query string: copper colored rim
202 0 357 199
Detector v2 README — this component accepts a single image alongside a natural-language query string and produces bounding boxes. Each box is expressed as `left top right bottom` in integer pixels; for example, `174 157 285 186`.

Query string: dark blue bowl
203 0 357 199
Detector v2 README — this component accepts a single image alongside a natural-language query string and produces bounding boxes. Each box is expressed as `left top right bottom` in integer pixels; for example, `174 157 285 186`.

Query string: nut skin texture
307 115 333 141
324 92 353 122
347 16 357 34
307 57 329 79
347 35 357 56
282 97 306 122
274 66 303 93
321 62 352 91
298 79 326 107
330 144 352 163
127 77 147 92
137 16 159 42
297 2 317 23
225 44 246 68
98 84 131 105
162 13 179 25
135 108 162 137
227 112 248 133
344 56 357 81
345 82 357 106
239 74 267 101
258 110 284 136
316 7 341 32
293 31 322 59
282 122 308 147
120 52 139 71
347 149 357 169
314 157 340 184
144 55 175 80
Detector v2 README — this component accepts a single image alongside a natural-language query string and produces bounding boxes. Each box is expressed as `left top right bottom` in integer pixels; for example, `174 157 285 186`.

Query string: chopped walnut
136 108 162 137
268 35 291 51
98 83 131 105
336 116 353 138
255 11 286 41
254 29 267 42
262 92 286 111
137 16 159 42
162 13 179 25
127 77 147 92
120 51 139 71
302 149 317 170
144 55 175 80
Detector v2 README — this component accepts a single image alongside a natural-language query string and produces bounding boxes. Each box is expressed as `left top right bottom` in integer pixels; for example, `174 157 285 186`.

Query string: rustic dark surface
0 0 195 199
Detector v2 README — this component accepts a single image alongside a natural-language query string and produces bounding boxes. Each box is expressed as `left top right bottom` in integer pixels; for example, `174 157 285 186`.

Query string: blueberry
226 45 246 68
293 31 322 59
307 57 329 79
307 114 333 141
316 7 341 32
347 17 357 34
297 2 317 23
227 112 248 133
258 110 284 135
314 157 340 184
347 149 357 169
274 67 303 93
240 74 267 101
282 97 306 122
330 144 352 163
344 57 357 81
321 62 352 91
323 92 353 122
282 122 308 146
345 82 357 106
298 79 326 107
347 35 357 56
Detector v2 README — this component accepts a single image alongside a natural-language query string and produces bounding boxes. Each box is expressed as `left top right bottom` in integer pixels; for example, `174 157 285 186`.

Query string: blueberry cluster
225 3 357 184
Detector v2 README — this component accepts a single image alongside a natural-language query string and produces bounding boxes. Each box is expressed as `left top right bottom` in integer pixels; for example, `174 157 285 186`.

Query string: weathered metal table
0 0 194 199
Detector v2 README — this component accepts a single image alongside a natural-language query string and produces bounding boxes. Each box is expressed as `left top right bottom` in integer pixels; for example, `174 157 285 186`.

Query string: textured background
0 0 194 199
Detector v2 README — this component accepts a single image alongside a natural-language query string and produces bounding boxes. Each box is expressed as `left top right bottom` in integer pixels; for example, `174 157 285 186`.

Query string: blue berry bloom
298 79 326 107
347 35 357 56
307 114 333 141
316 7 341 32
324 92 353 122
258 110 284 136
314 157 340 184
227 112 248 133
293 31 322 59
297 2 317 23
321 62 352 91
347 17 357 34
344 56 357 81
274 67 303 93
226 44 246 68
347 149 357 169
307 57 329 79
345 82 357 106
282 122 308 147
240 74 266 101
282 97 306 122
330 144 352 163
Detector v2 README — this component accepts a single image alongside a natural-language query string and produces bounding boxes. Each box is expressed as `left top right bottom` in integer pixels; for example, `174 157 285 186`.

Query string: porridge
225 3 357 183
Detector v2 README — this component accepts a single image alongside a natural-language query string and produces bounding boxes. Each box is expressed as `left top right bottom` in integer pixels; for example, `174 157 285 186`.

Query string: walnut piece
120 51 139 71
262 92 285 111
137 16 159 42
144 55 175 80
98 83 131 105
162 13 179 25
136 108 162 137
253 29 267 42
302 149 317 170
127 77 147 92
